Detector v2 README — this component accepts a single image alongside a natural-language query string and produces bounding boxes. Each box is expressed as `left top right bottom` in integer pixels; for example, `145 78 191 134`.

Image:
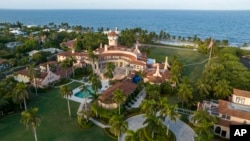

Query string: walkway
127 89 146 109
89 118 110 128
120 114 195 141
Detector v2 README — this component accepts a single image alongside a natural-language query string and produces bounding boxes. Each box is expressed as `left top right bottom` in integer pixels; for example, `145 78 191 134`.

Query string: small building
199 88 250 139
60 39 76 49
98 79 137 109
5 41 23 49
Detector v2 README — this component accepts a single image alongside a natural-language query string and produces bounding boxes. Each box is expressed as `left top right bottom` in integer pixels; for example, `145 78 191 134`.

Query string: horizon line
0 8 250 11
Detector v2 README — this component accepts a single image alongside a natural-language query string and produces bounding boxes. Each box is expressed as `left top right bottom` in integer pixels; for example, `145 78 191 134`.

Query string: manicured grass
0 82 114 141
148 46 207 81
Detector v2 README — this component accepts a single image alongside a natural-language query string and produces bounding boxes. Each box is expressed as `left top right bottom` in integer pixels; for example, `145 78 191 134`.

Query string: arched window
215 126 221 134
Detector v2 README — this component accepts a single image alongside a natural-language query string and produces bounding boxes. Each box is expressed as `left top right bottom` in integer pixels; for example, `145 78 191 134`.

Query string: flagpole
208 43 213 63
208 36 214 64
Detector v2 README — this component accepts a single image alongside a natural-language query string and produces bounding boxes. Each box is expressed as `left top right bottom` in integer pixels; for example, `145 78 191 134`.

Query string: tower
107 28 119 46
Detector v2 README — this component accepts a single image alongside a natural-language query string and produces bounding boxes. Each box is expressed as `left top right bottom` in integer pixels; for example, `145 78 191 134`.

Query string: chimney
100 42 103 48
164 56 170 70
47 64 50 72
153 63 162 77
104 44 108 52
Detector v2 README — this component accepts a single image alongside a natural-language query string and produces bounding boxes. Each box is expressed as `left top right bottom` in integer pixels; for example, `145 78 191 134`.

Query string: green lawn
0 81 114 141
148 46 208 81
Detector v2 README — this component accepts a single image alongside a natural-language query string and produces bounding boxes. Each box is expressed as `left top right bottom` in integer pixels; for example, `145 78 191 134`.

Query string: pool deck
68 79 110 104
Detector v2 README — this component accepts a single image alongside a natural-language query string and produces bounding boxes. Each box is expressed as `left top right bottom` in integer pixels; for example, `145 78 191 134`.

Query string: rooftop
233 88 250 98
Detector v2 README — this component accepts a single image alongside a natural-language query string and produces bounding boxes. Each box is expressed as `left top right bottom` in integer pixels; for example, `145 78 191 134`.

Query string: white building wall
232 94 250 106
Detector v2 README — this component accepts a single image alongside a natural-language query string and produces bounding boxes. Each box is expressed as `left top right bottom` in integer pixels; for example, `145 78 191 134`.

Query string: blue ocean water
0 10 249 46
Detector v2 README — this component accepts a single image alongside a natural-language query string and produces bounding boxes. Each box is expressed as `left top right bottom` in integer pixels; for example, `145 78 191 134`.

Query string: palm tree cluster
0 77 30 112
191 110 217 141
169 56 183 86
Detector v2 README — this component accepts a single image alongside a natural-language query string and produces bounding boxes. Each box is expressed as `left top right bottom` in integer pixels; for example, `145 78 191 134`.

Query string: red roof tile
233 89 250 98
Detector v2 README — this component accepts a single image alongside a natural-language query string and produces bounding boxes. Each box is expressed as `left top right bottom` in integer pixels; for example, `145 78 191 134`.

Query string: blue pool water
74 86 94 98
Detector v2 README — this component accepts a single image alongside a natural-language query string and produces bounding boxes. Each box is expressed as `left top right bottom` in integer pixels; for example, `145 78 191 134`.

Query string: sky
1 0 250 10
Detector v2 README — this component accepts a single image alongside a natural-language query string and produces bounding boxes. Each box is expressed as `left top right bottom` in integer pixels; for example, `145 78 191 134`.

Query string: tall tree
113 89 126 115
213 79 232 99
177 82 193 108
28 64 38 96
140 99 157 115
143 113 165 139
109 115 128 141
196 78 211 99
59 86 73 118
13 82 29 111
80 84 90 111
89 73 102 95
103 62 115 79
125 130 141 141
20 108 41 141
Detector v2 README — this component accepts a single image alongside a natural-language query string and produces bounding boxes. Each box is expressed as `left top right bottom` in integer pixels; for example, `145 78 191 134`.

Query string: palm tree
140 99 157 114
59 86 73 117
192 110 217 141
69 56 77 77
143 113 164 139
20 107 41 141
145 84 160 100
80 84 90 111
113 89 126 115
177 82 193 108
213 79 232 99
104 62 115 79
89 73 102 95
28 64 38 96
13 82 29 111
60 58 71 78
125 130 140 141
109 115 128 141
196 78 211 98
160 103 179 135
87 47 99 72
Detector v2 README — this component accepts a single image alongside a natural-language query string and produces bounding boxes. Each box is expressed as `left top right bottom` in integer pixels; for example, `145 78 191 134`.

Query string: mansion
199 88 250 139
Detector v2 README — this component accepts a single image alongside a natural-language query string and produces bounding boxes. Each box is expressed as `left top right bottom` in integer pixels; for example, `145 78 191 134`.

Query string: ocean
0 9 250 46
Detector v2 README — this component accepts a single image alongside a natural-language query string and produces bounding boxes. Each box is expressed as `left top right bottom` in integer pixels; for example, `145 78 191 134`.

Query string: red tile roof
39 61 58 67
108 31 118 36
99 79 137 104
233 89 250 98
218 100 250 120
60 40 76 49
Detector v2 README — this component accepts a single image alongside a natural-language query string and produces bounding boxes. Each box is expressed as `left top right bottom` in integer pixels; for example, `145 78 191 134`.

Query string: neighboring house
60 39 76 49
98 78 137 109
5 41 23 49
0 59 11 71
28 48 63 56
14 62 73 88
199 89 250 139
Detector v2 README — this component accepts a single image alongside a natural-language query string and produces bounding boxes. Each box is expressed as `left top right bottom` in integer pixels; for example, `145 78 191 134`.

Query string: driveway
120 114 195 141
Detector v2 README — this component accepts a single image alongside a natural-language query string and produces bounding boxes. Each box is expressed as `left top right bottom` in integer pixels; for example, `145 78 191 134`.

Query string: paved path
128 89 146 109
120 114 195 141
89 118 110 128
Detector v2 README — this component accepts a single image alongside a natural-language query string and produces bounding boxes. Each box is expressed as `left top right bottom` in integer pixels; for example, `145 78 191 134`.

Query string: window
221 130 227 137
235 97 245 104
215 126 221 134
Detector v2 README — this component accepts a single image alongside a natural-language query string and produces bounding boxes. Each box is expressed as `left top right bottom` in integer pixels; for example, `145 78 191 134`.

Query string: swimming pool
74 85 94 98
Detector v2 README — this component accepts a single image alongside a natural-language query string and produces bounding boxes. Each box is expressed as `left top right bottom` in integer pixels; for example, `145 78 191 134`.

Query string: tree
89 73 102 95
196 78 211 99
160 103 179 136
140 99 157 115
177 82 193 108
28 64 38 96
13 82 29 111
20 108 41 141
109 115 128 141
213 79 232 99
103 62 115 79
192 110 217 141
60 58 72 78
59 86 73 118
80 84 90 111
143 113 165 139
113 89 126 115
145 84 160 100
125 130 141 141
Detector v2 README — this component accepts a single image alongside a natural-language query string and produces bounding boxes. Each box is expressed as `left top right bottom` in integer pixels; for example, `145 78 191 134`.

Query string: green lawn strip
148 47 207 81
0 84 114 141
